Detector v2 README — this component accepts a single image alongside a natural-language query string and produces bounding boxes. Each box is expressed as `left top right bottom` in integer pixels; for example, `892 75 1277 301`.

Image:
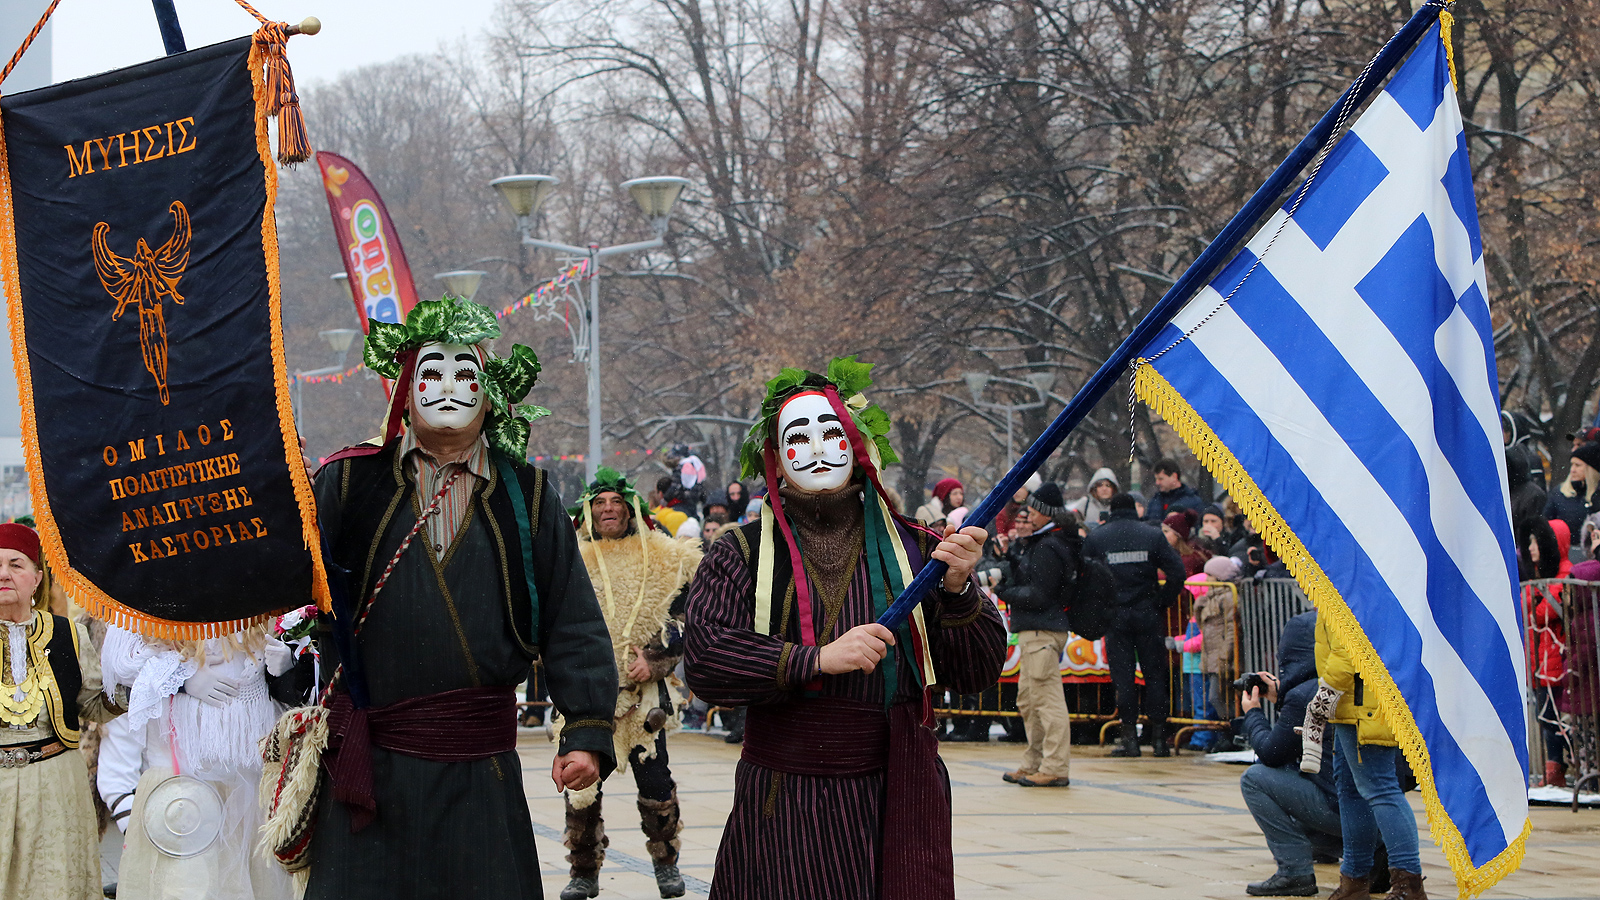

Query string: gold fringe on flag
249 38 332 614
1132 360 1528 899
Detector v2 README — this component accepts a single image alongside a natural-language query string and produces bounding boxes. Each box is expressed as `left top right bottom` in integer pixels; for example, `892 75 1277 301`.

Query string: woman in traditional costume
99 621 296 899
0 522 125 900
684 358 1007 900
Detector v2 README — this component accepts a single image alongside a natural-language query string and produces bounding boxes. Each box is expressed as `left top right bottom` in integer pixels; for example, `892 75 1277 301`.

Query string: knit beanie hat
1203 555 1241 581
933 478 963 504
1573 441 1600 471
1109 492 1138 512
1163 511 1192 541
1029 483 1066 517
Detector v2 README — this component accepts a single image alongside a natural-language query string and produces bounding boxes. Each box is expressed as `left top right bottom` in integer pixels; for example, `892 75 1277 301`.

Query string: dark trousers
1105 625 1170 732
1240 763 1342 877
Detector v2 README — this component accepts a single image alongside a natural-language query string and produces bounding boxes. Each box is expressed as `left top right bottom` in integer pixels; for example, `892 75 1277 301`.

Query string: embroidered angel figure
92 201 191 405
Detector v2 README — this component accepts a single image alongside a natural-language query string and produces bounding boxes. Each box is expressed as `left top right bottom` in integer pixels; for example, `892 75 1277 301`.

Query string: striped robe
685 525 1006 899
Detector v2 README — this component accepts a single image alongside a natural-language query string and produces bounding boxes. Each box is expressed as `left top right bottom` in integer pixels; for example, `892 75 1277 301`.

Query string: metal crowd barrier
935 579 1309 750
1522 578 1600 810
1237 578 1314 690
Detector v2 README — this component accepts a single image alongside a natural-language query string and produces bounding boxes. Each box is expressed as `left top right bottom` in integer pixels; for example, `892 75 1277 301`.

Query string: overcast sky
51 0 501 87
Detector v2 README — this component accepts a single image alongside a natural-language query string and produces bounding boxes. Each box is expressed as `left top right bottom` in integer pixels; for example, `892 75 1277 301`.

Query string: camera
1232 672 1267 695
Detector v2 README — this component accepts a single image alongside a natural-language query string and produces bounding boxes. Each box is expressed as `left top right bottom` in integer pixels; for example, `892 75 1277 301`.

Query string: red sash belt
325 685 517 832
742 695 955 900
742 698 889 775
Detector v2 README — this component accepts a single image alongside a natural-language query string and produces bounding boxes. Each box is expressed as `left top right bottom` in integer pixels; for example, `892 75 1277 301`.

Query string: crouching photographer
1236 610 1365 897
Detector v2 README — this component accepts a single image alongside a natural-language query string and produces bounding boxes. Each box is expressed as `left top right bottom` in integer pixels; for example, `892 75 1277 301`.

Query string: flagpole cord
0 0 65 88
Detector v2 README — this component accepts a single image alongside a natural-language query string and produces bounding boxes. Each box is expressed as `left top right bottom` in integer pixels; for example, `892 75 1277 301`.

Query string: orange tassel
252 21 311 166
276 98 311 165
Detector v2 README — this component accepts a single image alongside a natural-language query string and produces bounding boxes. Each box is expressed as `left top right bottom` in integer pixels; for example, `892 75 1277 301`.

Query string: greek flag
1133 23 1529 896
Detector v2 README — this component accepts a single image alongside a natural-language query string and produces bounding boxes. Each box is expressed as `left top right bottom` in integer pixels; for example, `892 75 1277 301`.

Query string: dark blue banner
0 36 326 636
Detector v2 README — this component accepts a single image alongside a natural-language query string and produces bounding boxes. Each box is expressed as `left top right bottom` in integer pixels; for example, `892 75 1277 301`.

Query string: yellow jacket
651 505 689 538
1314 612 1396 746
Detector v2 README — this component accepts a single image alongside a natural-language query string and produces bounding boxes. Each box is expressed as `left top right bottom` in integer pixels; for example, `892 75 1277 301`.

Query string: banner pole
151 0 187 55
877 1 1449 630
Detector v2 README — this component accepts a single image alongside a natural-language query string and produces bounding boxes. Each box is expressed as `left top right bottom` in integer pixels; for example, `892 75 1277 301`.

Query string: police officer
1083 492 1185 757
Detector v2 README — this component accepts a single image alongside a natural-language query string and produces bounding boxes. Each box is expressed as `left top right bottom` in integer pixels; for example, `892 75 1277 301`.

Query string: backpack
1069 552 1118 641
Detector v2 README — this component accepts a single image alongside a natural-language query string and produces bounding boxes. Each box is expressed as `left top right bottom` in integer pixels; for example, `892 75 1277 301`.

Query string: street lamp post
491 174 690 478
434 269 487 303
292 327 363 424
964 371 1057 470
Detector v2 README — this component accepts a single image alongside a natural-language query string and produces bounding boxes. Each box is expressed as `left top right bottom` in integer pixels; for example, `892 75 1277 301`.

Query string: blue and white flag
1133 23 1528 896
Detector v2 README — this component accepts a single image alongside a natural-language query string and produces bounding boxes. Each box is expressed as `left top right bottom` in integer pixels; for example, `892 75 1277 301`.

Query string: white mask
777 391 853 492
410 341 485 432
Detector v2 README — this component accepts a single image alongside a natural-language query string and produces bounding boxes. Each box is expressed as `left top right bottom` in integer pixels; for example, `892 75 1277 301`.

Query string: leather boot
1109 733 1141 757
638 792 685 898
1382 869 1427 900
1149 722 1171 757
1545 760 1567 788
563 795 608 898
1325 873 1370 900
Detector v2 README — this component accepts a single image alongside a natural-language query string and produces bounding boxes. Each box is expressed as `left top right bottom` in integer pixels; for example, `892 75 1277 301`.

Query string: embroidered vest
3 613 83 747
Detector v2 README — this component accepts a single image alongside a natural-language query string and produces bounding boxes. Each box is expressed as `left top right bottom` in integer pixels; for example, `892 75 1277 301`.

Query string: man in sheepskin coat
561 467 703 899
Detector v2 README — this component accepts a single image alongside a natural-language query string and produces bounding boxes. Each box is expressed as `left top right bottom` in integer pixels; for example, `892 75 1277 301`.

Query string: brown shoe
1326 873 1370 900
1002 770 1037 784
1382 869 1426 900
1017 774 1071 787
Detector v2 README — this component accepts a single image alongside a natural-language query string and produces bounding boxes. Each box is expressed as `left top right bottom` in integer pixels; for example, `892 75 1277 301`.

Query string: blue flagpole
151 0 187 55
879 1 1449 629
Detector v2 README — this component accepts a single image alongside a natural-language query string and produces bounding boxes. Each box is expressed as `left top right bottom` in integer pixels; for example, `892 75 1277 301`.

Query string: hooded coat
1069 467 1119 530
1238 611 1335 797
1525 522 1570 689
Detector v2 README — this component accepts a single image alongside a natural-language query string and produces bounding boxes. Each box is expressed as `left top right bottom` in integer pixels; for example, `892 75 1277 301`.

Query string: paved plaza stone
515 728 1600 899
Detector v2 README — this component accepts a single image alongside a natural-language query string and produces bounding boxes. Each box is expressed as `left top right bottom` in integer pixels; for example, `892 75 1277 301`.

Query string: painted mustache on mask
790 457 844 473
418 394 480 410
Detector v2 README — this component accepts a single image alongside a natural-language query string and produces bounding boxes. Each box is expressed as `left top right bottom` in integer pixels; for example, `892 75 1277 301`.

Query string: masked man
560 468 702 900
685 358 1007 900
304 297 618 900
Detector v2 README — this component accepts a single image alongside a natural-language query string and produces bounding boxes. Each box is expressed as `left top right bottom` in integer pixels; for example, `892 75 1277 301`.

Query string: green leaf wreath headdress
738 355 898 480
567 466 645 518
364 295 550 458
567 466 655 543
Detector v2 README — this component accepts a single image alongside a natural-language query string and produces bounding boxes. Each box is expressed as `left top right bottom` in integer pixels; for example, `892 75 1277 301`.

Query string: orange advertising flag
315 151 421 330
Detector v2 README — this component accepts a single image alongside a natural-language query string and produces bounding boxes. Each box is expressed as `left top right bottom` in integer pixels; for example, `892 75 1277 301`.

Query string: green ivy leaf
858 404 891 437
485 344 542 404
486 409 531 458
363 321 409 379
874 434 900 467
404 299 450 341
826 355 874 397
443 298 501 346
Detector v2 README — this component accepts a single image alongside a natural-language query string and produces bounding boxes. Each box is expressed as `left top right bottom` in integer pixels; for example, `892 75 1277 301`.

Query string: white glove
265 638 295 677
1299 680 1344 774
182 666 240 707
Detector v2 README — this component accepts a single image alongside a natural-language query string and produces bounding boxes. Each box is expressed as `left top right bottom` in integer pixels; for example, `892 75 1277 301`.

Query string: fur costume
556 527 701 777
